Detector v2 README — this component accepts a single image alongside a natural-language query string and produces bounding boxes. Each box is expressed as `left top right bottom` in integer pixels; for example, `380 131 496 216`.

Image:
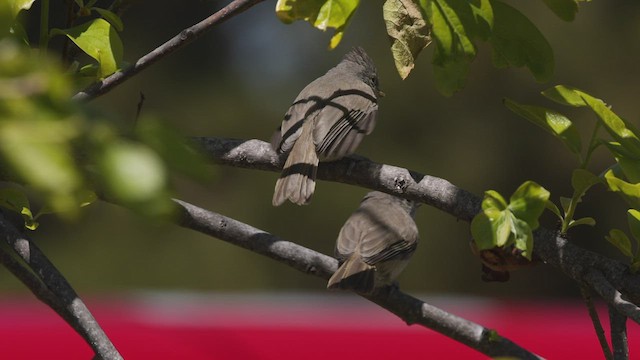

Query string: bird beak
378 89 386 98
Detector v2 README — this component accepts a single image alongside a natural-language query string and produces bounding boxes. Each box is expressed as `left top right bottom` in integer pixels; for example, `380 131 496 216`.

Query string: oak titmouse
271 47 382 206
327 191 420 294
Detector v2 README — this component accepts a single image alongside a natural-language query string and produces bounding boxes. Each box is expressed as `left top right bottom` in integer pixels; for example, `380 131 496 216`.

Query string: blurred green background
3 0 640 299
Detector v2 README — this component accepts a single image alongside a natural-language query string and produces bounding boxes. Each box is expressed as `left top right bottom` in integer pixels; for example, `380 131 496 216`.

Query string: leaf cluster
508 85 640 271
276 0 589 96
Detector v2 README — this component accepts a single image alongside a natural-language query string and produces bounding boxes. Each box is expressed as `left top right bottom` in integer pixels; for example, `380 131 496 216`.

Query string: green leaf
627 209 640 242
571 168 600 198
92 7 124 32
471 212 498 250
606 229 634 259
617 156 640 184
545 200 562 220
541 85 587 107
511 217 533 260
542 0 579 22
605 142 640 161
489 1 553 82
21 207 38 230
567 217 595 229
483 190 508 210
423 0 478 95
559 196 571 215
469 0 493 40
504 98 581 154
0 120 83 214
100 141 167 204
429 0 476 57
51 18 123 78
432 48 470 96
508 180 550 230
135 117 211 182
383 0 432 79
0 187 37 230
582 93 640 158
9 0 35 18
0 187 30 213
604 169 640 209
631 260 640 273
275 0 360 49
471 209 511 249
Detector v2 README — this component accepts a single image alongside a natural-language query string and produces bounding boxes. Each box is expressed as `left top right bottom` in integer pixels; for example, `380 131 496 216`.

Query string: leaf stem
581 120 602 170
39 0 50 54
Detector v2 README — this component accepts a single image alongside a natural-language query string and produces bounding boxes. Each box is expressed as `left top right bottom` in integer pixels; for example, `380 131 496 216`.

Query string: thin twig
192 136 640 312
0 215 123 360
72 0 266 102
580 286 613 360
609 305 630 360
174 199 542 359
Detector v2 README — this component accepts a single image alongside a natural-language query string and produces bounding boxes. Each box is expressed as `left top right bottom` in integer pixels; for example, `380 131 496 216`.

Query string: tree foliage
0 0 637 359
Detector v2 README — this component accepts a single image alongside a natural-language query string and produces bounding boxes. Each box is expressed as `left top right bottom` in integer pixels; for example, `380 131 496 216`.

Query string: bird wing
312 87 378 161
335 199 418 265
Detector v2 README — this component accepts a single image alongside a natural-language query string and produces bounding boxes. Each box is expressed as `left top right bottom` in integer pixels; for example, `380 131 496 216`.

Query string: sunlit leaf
489 1 553 82
581 94 640 158
275 0 360 49
567 217 595 229
508 180 550 230
9 0 35 18
541 85 587 107
0 187 37 229
383 0 431 79
604 169 640 209
51 18 123 78
471 182 543 260
483 190 508 210
504 98 581 154
512 217 533 260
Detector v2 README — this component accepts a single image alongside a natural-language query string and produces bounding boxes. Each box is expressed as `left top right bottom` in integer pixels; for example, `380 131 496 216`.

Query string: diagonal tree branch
72 0 267 102
0 214 122 360
580 286 613 360
174 199 542 359
609 305 630 360
192 136 640 317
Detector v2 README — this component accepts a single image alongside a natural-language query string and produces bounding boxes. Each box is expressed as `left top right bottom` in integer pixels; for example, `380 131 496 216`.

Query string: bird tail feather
272 122 318 206
327 257 376 294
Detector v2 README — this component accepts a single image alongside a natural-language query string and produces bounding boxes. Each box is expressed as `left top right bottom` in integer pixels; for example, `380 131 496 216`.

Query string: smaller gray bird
327 191 420 294
271 47 382 206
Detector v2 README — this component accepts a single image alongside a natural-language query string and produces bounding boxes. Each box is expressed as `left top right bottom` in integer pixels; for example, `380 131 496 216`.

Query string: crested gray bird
327 191 420 294
271 47 383 206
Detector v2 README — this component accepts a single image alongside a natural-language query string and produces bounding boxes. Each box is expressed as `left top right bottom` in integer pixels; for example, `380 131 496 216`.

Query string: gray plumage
271 47 382 206
327 191 420 294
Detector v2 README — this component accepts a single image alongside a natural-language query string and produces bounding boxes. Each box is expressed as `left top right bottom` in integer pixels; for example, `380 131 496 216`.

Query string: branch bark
72 0 266 102
193 136 640 318
609 305 630 360
174 199 542 359
0 214 122 360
